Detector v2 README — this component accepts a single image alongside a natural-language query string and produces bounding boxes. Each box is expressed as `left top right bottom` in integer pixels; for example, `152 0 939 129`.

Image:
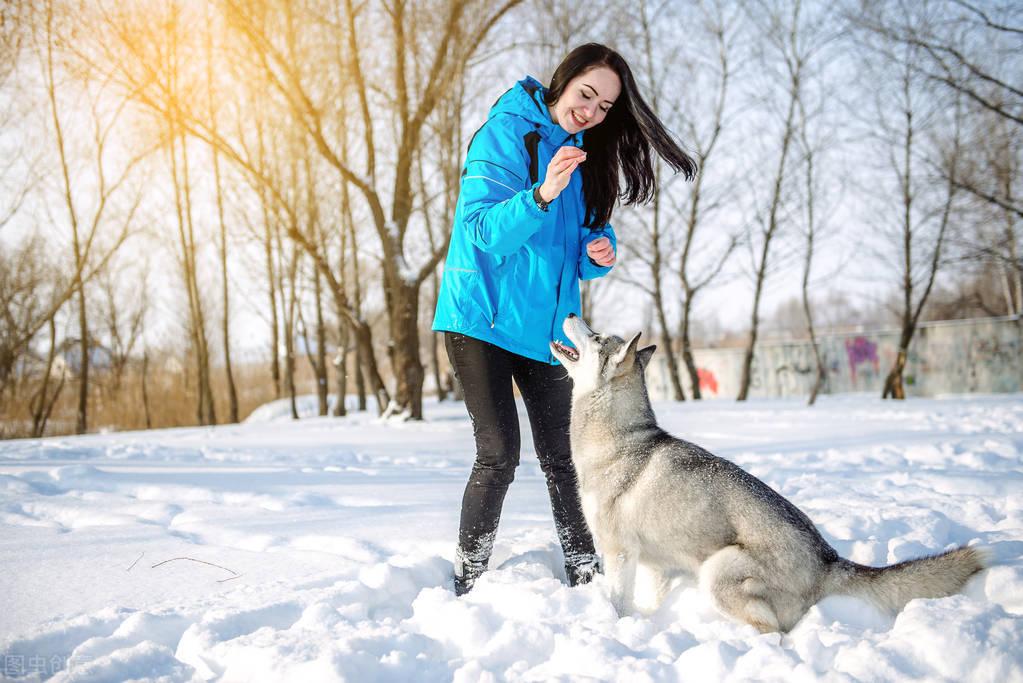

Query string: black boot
453 548 488 596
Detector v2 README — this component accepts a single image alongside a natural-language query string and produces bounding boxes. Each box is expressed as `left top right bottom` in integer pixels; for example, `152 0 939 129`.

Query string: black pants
445 332 598 586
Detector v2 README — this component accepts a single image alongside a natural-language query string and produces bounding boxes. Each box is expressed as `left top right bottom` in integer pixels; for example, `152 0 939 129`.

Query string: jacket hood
489 76 580 147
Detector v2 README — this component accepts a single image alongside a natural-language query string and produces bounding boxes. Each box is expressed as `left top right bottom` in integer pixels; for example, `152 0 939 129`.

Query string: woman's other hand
586 236 616 267
538 147 586 203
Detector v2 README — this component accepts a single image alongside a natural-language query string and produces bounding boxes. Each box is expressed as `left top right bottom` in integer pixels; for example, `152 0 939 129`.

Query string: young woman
433 43 697 595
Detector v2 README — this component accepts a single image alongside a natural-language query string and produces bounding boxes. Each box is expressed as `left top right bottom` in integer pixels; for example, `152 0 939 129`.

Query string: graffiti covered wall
646 316 1023 400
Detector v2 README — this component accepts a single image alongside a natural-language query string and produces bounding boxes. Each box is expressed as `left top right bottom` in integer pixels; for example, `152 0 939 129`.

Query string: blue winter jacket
432 77 616 363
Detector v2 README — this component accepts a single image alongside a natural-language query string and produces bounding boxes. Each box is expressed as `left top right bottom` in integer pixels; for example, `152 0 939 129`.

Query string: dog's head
550 314 657 395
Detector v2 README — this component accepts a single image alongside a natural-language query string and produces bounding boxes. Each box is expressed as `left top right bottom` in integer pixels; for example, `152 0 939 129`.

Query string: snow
2 393 1022 682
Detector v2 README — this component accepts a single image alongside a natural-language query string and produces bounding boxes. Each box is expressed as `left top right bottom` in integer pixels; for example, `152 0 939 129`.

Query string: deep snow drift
1 394 1021 682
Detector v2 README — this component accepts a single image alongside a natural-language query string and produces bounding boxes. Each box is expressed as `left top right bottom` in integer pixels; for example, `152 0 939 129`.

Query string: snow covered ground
1 393 1022 682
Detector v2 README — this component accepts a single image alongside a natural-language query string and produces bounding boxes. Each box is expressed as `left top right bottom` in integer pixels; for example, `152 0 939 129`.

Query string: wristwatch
533 186 551 212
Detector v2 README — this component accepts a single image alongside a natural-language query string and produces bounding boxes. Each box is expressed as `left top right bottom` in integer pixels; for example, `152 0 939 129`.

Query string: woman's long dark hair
544 43 697 229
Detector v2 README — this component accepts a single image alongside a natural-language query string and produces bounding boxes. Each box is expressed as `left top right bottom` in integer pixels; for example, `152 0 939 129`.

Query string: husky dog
549 314 989 633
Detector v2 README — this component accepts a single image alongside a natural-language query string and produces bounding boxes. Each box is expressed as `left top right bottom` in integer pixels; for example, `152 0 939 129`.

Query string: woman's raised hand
538 147 586 203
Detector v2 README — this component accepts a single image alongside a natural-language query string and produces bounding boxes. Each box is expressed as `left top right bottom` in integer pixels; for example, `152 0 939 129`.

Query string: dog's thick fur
550 315 989 632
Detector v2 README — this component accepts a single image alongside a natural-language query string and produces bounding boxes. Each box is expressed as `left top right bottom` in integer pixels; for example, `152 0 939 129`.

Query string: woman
433 43 696 595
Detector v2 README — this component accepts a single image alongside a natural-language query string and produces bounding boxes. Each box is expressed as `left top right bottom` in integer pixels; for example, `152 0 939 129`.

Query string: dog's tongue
553 341 579 360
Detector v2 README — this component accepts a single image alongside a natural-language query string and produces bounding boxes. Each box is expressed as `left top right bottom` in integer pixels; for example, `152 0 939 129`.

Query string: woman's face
549 65 621 135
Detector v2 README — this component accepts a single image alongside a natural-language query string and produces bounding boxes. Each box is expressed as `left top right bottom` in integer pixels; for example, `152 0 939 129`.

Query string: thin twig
126 552 144 572
151 556 242 583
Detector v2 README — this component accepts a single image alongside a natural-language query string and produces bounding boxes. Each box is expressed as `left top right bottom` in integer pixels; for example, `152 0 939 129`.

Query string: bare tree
0 1 25 85
415 94 463 403
37 0 147 432
254 117 283 399
863 0 1022 215
338 161 365 414
947 103 1022 315
673 0 744 400
172 1 393 415
850 2 968 398
167 100 218 425
1 235 62 425
205 10 240 423
883 89 963 399
93 264 147 393
309 268 330 417
295 180 331 418
609 0 741 401
279 223 300 420
220 0 524 419
737 0 816 401
854 0 1021 317
796 91 827 404
615 0 689 401
0 0 36 237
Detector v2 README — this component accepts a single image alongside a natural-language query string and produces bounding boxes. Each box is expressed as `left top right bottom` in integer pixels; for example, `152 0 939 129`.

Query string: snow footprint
174 601 305 679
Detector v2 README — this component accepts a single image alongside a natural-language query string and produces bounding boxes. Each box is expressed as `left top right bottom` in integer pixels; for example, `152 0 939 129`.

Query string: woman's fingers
553 158 581 177
540 147 586 202
552 145 585 159
587 237 615 266
554 146 586 163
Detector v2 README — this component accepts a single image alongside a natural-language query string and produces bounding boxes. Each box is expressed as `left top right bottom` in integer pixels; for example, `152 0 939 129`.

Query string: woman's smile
549 65 621 134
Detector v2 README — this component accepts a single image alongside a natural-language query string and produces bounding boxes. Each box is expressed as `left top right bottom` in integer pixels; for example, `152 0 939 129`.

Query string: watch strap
533 186 550 212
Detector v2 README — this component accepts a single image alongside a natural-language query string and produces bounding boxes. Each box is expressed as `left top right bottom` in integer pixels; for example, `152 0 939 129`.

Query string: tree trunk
264 214 282 399
213 146 239 423
355 339 368 411
288 217 388 415
430 272 446 403
737 213 777 401
655 291 685 401
798 94 825 406
314 267 329 416
334 320 348 417
169 127 215 426
257 133 282 399
1002 267 1016 315
386 280 425 420
31 317 63 438
142 351 152 429
281 242 299 421
351 319 388 413
341 176 368 411
45 0 89 434
75 281 88 433
208 18 238 424
1009 231 1022 315
738 66 799 400
680 293 702 399
736 305 761 401
650 166 684 401
882 342 910 400
805 298 825 405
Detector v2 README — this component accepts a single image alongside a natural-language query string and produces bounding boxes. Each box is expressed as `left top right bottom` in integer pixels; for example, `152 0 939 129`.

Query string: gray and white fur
550 314 990 633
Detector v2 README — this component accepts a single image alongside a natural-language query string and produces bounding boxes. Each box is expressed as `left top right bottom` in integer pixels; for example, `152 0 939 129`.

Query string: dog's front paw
609 592 633 617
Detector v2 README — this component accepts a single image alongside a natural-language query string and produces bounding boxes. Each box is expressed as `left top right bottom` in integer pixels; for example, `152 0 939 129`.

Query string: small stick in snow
127 552 145 572
151 556 242 583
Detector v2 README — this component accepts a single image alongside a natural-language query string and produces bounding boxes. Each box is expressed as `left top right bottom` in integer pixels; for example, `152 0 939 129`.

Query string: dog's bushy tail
829 545 991 612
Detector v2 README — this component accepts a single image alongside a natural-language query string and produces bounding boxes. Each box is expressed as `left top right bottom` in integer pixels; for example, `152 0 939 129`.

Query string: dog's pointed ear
637 344 657 368
611 332 643 372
